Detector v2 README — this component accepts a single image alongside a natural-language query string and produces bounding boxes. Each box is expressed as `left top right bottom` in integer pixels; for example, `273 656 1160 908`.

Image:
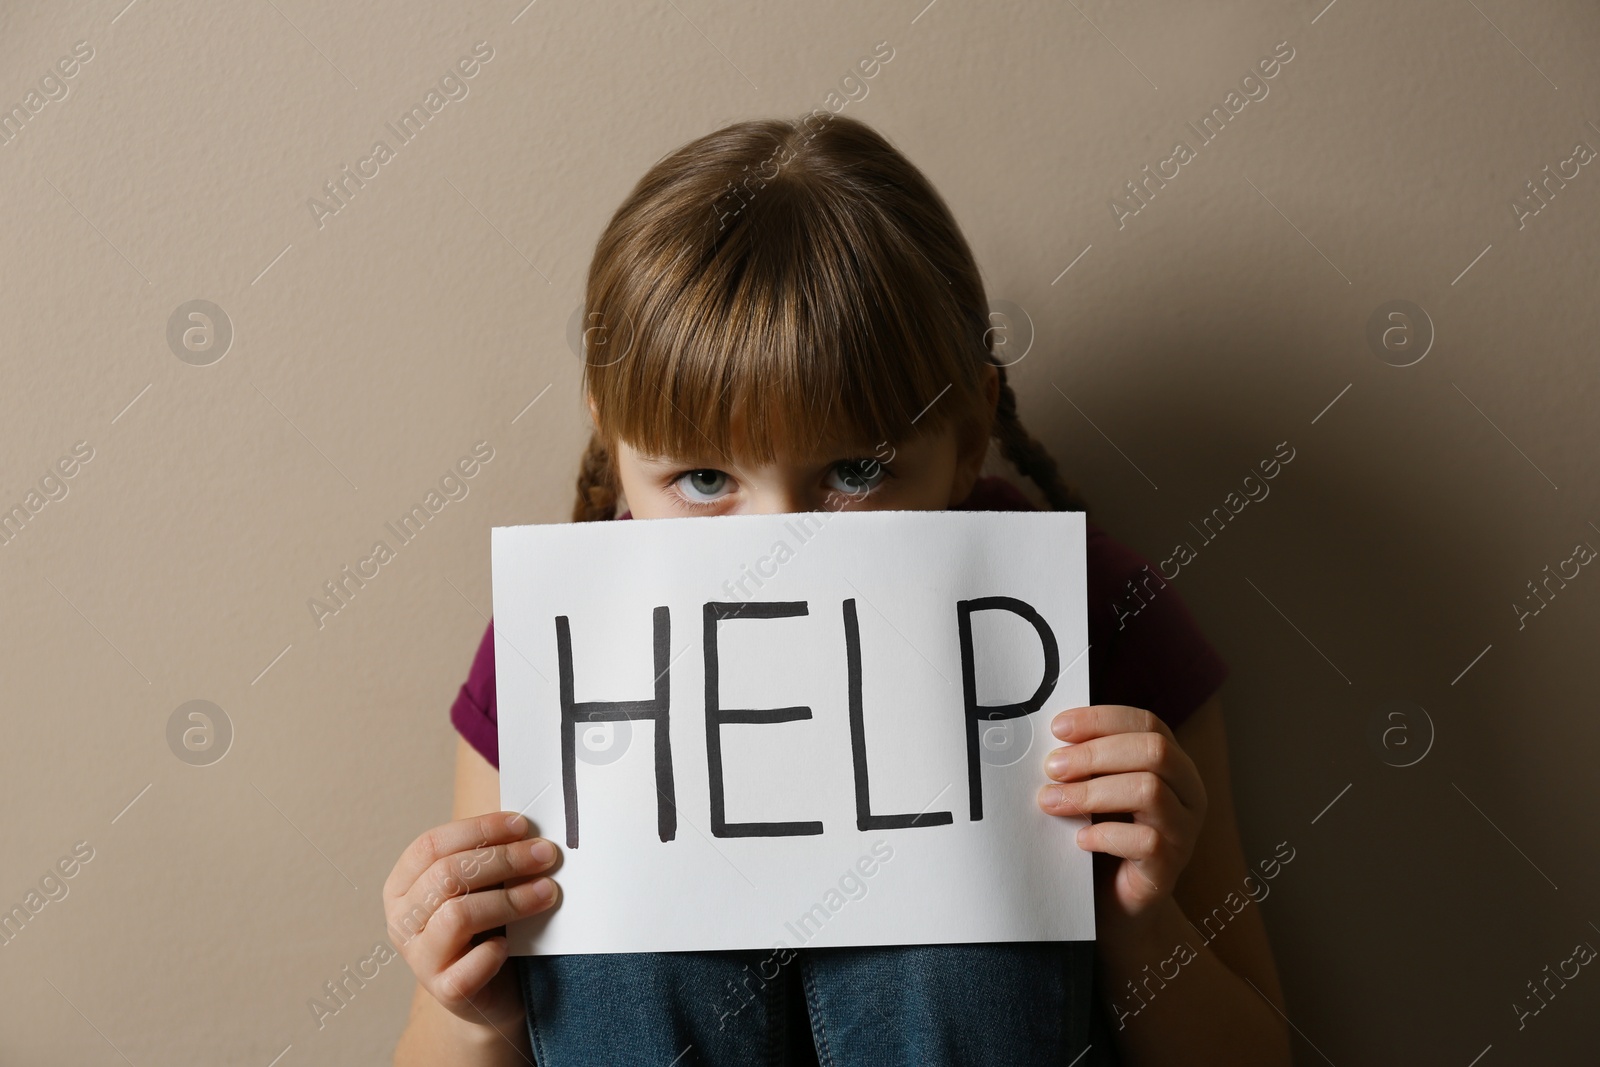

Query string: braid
572 431 619 522
991 363 1090 514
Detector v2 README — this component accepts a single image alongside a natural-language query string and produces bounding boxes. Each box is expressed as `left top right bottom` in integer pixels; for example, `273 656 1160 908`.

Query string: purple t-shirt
452 475 1229 768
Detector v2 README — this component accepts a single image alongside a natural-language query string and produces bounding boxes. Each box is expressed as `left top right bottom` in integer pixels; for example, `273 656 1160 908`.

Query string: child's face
613 427 975 518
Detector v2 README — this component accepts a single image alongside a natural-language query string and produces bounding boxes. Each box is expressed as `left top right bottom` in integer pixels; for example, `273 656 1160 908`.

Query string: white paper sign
491 508 1093 955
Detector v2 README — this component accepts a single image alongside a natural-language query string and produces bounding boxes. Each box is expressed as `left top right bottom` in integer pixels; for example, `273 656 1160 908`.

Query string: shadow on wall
1015 257 1588 1061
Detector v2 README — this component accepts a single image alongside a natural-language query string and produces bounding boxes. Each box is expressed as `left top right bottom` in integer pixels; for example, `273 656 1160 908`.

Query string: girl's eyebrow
634 450 722 469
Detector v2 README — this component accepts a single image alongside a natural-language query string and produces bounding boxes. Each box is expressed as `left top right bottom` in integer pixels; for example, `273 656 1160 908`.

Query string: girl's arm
391 737 542 1067
1041 694 1293 1066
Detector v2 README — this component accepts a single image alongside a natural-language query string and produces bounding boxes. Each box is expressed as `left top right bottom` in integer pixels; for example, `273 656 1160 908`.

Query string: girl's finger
385 812 533 900
1073 821 1183 894
1037 771 1191 841
401 876 560 978
1050 704 1172 745
388 837 559 948
414 836 559 908
1043 731 1206 811
1076 819 1164 862
431 934 511 1016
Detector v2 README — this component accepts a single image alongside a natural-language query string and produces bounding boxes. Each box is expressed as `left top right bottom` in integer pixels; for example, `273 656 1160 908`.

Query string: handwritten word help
554 596 1062 848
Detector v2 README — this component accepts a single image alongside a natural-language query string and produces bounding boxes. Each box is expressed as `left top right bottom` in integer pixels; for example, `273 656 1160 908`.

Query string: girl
387 114 1291 1066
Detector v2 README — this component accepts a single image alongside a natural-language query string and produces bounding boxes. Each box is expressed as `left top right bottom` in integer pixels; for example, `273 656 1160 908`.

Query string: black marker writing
552 594 1063 843
844 597 953 831
957 596 1060 821
555 606 678 848
704 601 825 838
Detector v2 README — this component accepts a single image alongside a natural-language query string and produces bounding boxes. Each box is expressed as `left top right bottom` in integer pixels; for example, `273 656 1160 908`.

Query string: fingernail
1045 751 1070 778
532 878 557 904
1048 785 1072 808
530 840 556 865
506 813 528 835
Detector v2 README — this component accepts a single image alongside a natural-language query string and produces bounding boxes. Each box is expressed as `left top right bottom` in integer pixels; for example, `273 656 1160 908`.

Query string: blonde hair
572 113 1087 521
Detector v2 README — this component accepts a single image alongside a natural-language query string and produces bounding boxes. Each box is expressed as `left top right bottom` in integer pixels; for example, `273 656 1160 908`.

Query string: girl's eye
674 469 731 506
827 459 891 496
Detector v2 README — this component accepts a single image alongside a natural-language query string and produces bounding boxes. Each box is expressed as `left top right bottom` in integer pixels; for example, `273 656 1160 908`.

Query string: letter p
956 597 1061 821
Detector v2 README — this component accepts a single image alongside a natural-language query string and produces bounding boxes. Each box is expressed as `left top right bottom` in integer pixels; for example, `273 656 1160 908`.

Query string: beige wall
3 0 1597 1062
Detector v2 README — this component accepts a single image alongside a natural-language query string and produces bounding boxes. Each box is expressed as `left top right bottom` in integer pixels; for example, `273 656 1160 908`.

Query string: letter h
555 606 677 848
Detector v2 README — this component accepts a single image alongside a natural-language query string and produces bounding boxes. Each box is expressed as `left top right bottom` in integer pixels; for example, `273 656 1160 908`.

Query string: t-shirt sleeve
450 619 501 769
1086 524 1229 733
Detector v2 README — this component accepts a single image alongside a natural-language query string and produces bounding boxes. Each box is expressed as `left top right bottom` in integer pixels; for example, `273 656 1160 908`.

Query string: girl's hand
1036 705 1208 926
383 812 561 1030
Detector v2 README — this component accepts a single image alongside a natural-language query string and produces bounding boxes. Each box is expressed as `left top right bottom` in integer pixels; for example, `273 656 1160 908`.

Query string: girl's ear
949 364 998 505
980 361 999 420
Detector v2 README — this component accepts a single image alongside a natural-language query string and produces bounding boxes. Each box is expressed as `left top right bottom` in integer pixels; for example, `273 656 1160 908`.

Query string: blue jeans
518 941 1119 1066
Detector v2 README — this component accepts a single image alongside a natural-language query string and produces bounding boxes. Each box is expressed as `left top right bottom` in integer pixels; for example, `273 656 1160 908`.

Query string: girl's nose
744 482 819 515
